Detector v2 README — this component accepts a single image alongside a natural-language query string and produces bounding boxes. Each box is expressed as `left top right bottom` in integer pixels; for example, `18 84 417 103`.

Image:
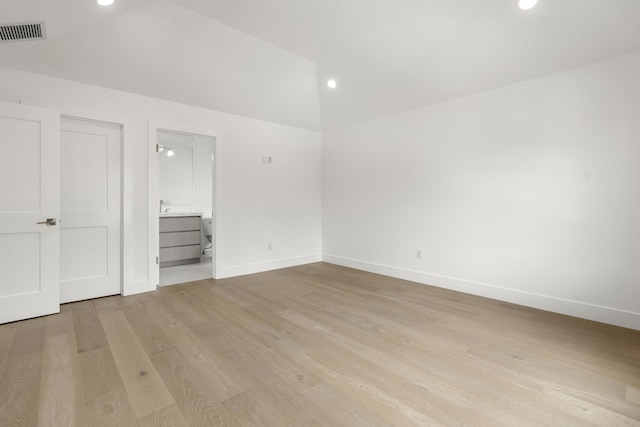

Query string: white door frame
58 108 137 296
148 120 219 288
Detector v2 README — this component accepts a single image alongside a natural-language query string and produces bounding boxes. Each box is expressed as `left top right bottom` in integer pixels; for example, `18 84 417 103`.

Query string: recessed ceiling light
327 79 337 89
516 0 538 11
96 0 114 6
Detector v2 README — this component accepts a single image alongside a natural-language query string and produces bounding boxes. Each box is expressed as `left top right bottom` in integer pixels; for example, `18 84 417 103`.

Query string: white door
60 118 121 303
0 101 60 324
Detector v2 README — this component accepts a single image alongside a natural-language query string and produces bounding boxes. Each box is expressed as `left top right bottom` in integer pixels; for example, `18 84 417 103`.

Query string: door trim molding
60 111 135 297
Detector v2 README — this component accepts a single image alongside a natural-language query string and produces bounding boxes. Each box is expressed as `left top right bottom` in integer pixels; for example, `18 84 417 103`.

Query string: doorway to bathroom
153 126 217 287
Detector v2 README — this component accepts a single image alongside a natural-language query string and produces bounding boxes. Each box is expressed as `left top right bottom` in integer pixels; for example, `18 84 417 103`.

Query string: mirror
157 131 194 210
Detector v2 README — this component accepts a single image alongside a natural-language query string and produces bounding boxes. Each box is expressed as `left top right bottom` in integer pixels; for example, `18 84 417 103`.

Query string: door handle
37 218 57 226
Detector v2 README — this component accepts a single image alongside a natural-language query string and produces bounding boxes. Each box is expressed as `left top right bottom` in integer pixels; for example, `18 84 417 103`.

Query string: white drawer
159 245 201 263
159 231 200 248
159 216 201 233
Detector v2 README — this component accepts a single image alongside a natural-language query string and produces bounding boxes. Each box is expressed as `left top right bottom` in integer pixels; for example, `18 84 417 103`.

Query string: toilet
202 218 213 257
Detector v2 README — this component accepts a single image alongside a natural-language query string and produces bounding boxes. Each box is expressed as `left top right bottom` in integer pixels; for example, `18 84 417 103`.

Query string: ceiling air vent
0 22 47 43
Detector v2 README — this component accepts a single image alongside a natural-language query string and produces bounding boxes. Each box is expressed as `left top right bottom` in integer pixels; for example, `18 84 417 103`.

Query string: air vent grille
0 22 46 43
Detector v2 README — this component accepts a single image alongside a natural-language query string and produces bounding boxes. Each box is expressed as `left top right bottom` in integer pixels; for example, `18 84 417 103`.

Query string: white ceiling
1 0 640 131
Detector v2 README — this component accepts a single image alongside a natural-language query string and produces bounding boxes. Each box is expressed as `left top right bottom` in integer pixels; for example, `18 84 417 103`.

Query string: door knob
37 218 57 226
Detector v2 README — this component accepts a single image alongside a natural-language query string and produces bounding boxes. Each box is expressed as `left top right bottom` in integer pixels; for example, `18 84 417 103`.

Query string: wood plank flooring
1 262 639 426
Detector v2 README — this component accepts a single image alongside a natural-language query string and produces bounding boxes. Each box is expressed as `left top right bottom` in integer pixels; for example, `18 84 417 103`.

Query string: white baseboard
322 254 640 331
218 254 322 279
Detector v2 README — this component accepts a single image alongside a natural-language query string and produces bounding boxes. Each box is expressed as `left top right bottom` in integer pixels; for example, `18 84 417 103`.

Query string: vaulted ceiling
1 0 640 131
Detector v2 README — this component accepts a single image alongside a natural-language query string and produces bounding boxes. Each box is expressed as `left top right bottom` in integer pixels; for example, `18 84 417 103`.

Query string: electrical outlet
417 249 423 260
268 243 273 251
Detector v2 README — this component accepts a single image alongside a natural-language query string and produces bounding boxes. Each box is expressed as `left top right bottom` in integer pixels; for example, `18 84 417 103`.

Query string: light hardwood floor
1 262 639 426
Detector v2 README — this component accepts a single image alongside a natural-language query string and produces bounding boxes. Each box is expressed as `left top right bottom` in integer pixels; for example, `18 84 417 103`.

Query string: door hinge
156 256 159 265
155 143 160 153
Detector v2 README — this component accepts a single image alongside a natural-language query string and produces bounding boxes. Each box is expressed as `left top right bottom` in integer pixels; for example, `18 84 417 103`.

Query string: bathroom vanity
159 213 202 267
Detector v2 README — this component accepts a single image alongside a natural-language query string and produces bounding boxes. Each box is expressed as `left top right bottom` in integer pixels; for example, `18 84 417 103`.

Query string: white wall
0 66 322 294
2 53 638 329
192 134 214 219
323 53 640 330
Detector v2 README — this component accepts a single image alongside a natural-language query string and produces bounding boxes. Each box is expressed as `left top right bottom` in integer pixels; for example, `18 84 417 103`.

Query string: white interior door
0 101 60 324
60 118 121 303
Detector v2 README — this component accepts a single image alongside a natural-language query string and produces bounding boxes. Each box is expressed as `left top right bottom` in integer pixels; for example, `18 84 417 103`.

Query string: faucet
159 199 165 213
